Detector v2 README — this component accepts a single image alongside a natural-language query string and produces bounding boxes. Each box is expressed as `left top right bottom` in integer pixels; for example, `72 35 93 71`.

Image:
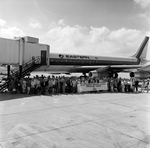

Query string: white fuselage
36 53 139 73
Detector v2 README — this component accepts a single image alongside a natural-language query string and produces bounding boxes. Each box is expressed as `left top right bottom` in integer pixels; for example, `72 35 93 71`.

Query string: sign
77 82 108 93
58 54 89 59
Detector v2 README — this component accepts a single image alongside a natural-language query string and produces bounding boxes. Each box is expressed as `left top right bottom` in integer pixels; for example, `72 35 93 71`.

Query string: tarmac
0 92 150 148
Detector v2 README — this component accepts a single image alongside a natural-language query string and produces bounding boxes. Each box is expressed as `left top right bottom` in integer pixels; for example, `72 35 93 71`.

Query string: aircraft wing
110 65 143 72
137 63 150 72
71 66 108 73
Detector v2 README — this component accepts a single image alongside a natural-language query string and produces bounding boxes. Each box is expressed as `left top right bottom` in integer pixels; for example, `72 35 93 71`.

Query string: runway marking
1 124 62 148
54 98 59 103
106 128 121 148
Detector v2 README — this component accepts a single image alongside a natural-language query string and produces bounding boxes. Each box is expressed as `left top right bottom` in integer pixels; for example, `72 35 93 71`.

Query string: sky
0 0 150 59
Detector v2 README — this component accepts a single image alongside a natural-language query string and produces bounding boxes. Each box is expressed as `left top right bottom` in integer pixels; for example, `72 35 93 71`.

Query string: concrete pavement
0 92 150 148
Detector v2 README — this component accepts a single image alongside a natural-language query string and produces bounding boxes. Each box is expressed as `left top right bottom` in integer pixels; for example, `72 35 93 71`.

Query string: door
41 50 47 65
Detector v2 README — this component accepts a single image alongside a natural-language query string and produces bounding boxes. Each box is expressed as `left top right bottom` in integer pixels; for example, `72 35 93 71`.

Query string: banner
77 82 108 93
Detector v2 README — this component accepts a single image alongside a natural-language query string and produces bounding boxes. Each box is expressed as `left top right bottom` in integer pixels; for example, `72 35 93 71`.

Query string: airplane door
41 50 47 65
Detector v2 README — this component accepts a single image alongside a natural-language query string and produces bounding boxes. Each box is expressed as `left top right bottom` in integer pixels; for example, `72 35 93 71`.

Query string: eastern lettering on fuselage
58 54 90 59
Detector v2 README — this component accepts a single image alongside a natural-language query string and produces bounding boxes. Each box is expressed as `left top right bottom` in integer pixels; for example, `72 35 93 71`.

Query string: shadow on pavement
0 93 37 102
0 90 143 102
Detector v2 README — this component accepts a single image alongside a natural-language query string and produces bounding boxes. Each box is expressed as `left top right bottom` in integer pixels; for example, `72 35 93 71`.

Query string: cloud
58 19 66 26
0 27 25 38
0 19 7 27
134 0 150 29
29 19 42 29
146 31 150 36
41 24 146 57
134 0 150 8
139 11 150 25
108 28 140 41
0 18 148 59
89 27 110 43
0 18 25 39
49 18 68 29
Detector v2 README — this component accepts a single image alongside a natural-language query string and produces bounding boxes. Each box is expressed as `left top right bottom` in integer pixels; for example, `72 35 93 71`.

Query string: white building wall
23 43 47 64
0 38 19 65
0 37 49 66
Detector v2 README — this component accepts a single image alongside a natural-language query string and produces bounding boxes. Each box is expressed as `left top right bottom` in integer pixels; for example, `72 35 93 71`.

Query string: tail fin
132 36 149 59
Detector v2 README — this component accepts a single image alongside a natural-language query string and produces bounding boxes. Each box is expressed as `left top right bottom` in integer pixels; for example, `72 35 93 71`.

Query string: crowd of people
5 74 150 94
108 77 149 93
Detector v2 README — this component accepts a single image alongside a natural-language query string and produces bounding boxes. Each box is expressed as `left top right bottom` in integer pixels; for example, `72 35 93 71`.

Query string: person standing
72 78 77 93
145 79 149 93
60 77 63 93
9 78 15 94
121 79 125 93
14 78 19 94
134 78 139 93
56 78 60 94
110 78 114 92
124 79 127 92
127 79 131 92
22 78 27 94
30 78 36 94
52 76 56 94
117 77 122 92
18 78 23 93
40 78 46 95
141 80 145 93
62 77 66 94
26 78 31 95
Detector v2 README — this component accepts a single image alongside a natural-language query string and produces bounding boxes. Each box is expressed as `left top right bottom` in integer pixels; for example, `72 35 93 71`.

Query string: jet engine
88 66 110 77
88 66 119 78
130 72 150 79
89 70 109 77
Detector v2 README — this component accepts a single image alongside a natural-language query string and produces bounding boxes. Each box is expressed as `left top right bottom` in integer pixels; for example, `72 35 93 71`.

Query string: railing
0 75 7 85
0 56 41 92
10 56 41 78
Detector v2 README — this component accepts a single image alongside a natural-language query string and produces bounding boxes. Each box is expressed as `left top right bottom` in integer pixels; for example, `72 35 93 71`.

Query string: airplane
35 36 150 79
36 36 150 79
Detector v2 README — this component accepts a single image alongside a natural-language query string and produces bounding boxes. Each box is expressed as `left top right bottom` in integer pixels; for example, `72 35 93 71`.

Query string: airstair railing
0 75 7 86
0 56 41 92
10 56 41 77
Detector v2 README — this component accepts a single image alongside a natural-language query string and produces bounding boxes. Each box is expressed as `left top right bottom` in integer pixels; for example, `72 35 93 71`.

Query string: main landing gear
82 73 87 77
109 72 118 78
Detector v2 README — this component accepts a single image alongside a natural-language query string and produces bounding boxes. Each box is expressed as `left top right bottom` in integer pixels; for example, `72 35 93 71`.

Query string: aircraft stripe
49 58 138 66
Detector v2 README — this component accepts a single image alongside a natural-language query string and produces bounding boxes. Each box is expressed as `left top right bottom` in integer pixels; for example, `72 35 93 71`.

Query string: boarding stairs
0 56 41 92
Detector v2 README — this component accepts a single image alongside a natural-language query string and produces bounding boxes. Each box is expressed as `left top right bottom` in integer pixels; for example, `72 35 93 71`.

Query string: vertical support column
19 38 24 78
7 65 10 79
46 45 50 66
22 38 25 65
7 65 10 89
19 65 22 79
